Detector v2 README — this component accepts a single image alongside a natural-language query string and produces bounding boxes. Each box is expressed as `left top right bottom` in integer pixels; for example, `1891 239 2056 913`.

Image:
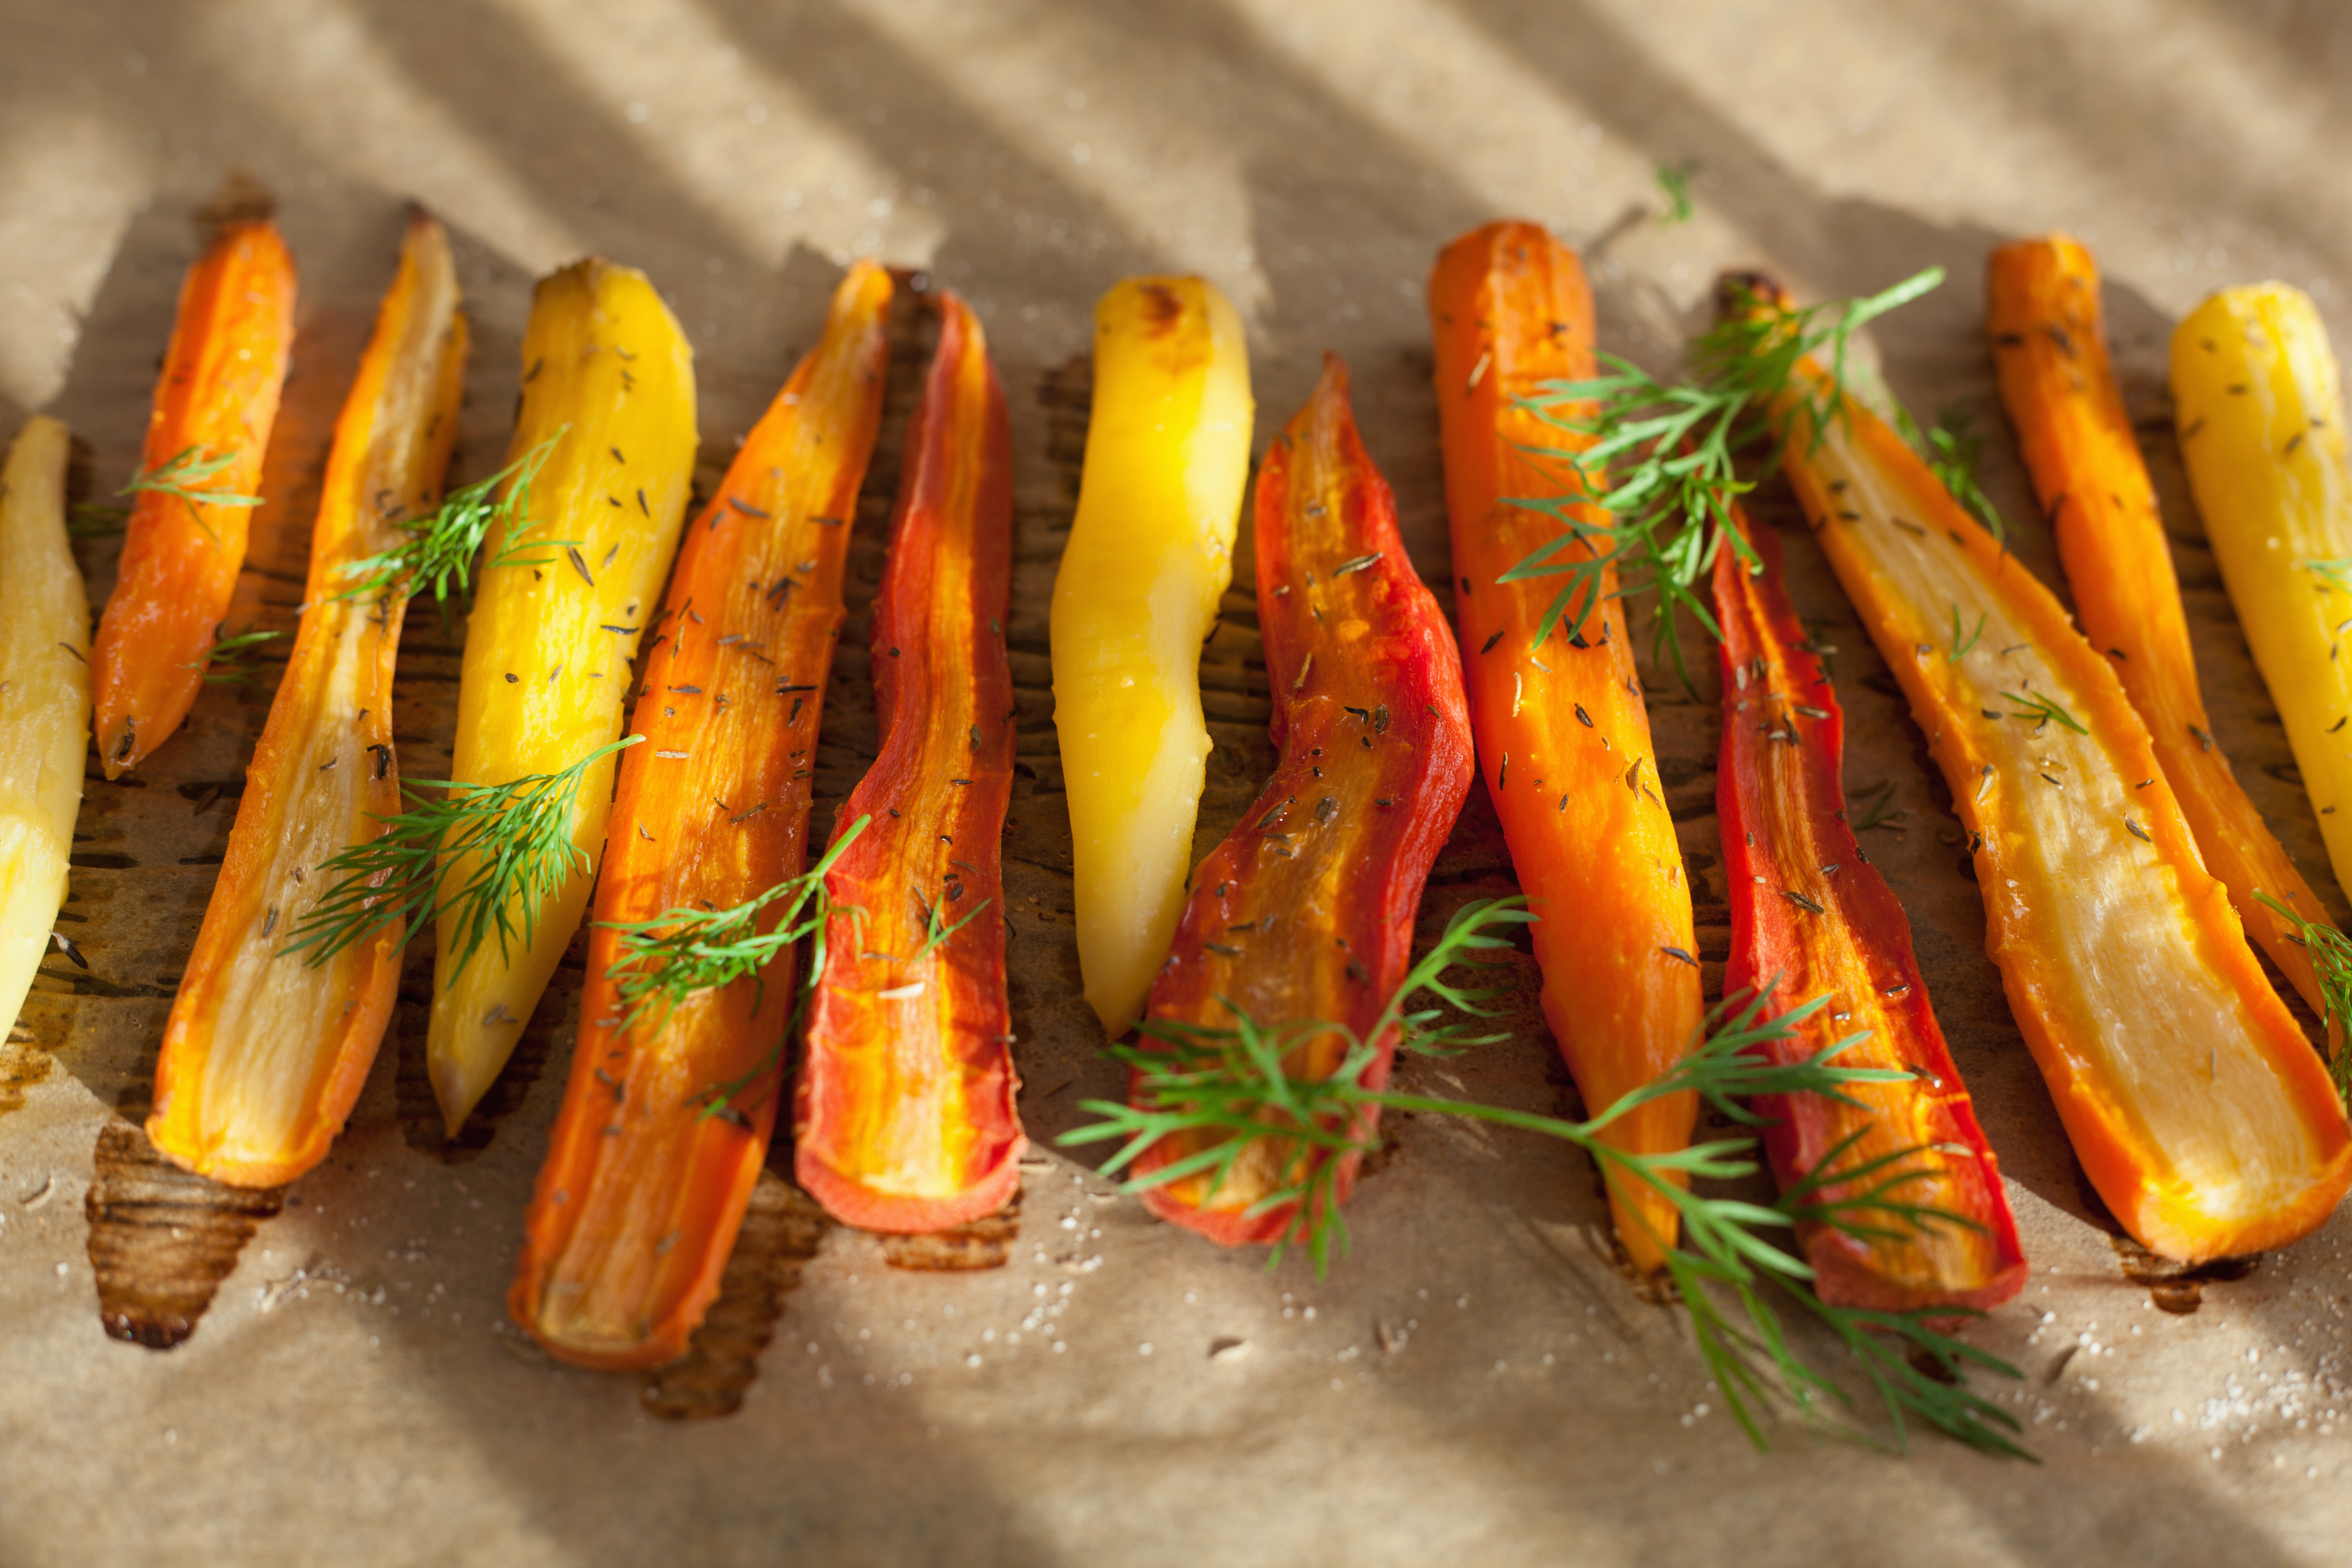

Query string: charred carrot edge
91 217 296 778
511 261 892 1371
148 211 466 1187
1738 274 2352 1260
1988 236 2340 1055
796 289 1025 1232
1429 221 1703 1272
1130 354 1475 1245
1712 517 2026 1313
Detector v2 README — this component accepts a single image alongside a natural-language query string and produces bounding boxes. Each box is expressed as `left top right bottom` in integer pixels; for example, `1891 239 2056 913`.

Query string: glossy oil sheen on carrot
798 289 1024 1233
1429 221 1702 1271
512 261 891 1371
1132 354 1473 1244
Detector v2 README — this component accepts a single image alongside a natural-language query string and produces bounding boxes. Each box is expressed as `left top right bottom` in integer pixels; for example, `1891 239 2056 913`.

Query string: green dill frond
1845 779 1907 833
599 815 872 1036
1997 688 2089 735
331 431 569 608
2298 559 2352 596
67 503 129 538
1498 266 1945 690
1653 162 1696 227
180 626 284 687
909 885 993 965
282 733 645 980
2254 889 2352 1107
1949 603 1986 663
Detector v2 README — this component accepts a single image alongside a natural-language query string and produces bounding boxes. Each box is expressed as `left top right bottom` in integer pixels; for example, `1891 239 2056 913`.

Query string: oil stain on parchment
640 1170 834 1421
84 1119 285 1349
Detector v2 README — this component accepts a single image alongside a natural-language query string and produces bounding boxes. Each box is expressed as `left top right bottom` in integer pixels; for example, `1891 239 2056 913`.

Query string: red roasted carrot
92 216 296 777
1126 354 1474 1245
511 261 892 1370
1712 515 2026 1313
148 211 466 1186
796 289 1026 1232
1429 221 1704 1272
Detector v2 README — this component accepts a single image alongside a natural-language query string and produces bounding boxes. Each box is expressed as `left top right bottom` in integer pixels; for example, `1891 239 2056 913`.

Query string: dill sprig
282 734 644 980
1897 404 2014 549
2255 889 2352 1106
124 446 264 543
1498 266 1944 690
2299 559 2352 596
1997 688 2088 735
910 885 993 965
181 626 284 686
331 433 571 608
1064 899 2028 1457
1949 603 1986 663
1846 779 1907 833
600 815 872 1035
1653 162 1695 227
67 503 128 539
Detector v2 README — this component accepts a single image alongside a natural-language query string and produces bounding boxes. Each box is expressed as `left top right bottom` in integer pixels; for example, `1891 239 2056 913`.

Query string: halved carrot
796 288 1025 1232
1428 221 1703 1272
147 211 467 1186
1127 354 1474 1245
91 216 296 778
1988 236 2340 1055
1734 273 2352 1259
1713 514 2026 1313
511 260 892 1370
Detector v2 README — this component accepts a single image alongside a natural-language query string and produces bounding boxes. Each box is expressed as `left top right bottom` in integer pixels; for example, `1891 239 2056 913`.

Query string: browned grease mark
85 1120 284 1348
639 1171 833 1421
2109 1233 2260 1315
0 1031 55 1115
878 1186 1023 1271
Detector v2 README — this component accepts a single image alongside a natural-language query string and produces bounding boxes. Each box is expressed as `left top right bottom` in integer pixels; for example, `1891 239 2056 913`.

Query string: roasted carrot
1712 516 2025 1312
512 261 891 1370
144 213 467 1186
1988 237 2340 1057
2170 285 2352 942
1428 221 1703 1272
797 289 1024 1232
1051 276 1254 1037
91 217 295 779
1734 273 2352 1259
1125 354 1474 1244
0 418 92 1043
428 258 698 1132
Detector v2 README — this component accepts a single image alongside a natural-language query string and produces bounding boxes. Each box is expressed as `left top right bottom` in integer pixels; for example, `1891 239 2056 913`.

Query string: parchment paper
3 2 2351 1563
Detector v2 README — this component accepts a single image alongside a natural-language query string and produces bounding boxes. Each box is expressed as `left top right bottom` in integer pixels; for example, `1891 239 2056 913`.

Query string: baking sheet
3 1 2351 1563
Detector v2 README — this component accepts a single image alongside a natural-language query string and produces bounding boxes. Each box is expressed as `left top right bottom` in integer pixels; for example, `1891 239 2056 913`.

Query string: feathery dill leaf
1997 688 2089 735
1064 900 2029 1457
2254 889 2352 1106
282 734 644 980
181 626 284 686
1653 162 1695 227
331 431 570 607
124 445 265 544
1846 779 1907 833
1898 404 2014 548
599 815 872 1036
1497 267 1944 691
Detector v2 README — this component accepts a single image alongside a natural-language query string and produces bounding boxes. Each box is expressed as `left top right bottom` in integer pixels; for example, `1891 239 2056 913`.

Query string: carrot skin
147 212 465 1186
1740 276 2352 1261
1130 354 1474 1244
92 218 296 778
1988 236 2339 1049
1713 518 2026 1313
1429 222 1703 1272
796 290 1025 1233
511 261 892 1371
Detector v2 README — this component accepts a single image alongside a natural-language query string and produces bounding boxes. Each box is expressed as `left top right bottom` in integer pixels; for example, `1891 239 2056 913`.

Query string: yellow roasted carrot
428 260 696 1131
148 213 467 1186
1050 276 1253 1036
2171 286 2352 931
1990 239 2340 1056
0 418 91 1042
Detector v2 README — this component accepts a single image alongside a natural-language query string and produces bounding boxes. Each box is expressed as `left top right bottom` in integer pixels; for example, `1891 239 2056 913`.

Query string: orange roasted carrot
796 290 1024 1231
1124 354 1474 1246
1988 235 2341 1054
1735 273 2352 1260
92 216 296 778
1713 516 2026 1313
1429 221 1702 1272
511 260 892 1370
147 211 465 1186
